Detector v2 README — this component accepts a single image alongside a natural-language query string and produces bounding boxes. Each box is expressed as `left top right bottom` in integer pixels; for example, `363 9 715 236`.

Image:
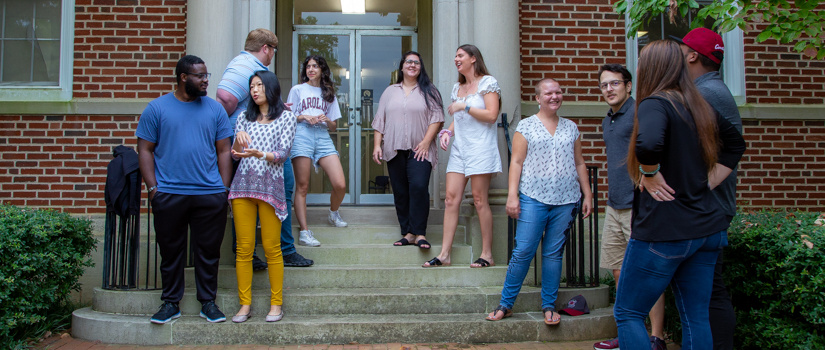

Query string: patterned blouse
516 115 581 205
228 110 297 221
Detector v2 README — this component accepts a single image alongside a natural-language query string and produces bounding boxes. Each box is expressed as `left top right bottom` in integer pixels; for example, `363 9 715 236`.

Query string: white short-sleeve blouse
516 115 581 205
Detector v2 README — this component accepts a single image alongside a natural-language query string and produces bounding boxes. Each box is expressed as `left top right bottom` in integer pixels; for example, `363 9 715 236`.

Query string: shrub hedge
0 204 95 347
663 210 825 349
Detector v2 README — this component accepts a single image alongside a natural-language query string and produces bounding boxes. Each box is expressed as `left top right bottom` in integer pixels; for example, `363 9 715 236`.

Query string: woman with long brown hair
372 51 444 249
287 55 349 248
612 40 745 349
422 44 501 268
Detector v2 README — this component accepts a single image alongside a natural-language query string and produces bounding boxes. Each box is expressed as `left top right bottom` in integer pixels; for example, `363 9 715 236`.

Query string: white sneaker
328 210 348 227
298 230 321 247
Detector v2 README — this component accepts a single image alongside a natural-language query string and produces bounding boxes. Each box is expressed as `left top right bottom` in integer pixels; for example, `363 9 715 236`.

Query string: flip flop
470 257 493 268
393 238 413 246
485 305 513 321
543 307 561 325
422 257 450 268
415 238 431 249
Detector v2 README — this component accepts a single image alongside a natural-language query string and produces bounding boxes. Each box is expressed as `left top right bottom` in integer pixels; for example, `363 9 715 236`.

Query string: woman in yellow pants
228 70 296 322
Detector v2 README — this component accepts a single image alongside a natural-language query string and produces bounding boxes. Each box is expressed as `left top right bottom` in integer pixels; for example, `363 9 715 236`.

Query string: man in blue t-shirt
137 55 234 325
217 28 314 268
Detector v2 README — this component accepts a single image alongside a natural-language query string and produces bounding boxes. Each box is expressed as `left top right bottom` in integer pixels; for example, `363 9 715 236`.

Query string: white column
187 0 237 98
472 0 520 190
432 0 461 203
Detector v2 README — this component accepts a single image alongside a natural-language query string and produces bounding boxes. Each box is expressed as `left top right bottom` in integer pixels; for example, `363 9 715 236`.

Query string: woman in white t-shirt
422 44 501 269
287 55 348 248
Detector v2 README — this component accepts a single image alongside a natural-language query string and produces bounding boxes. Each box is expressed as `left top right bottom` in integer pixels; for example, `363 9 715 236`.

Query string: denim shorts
290 122 339 166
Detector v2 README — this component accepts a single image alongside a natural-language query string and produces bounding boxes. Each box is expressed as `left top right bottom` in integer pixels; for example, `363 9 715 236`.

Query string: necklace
460 78 478 96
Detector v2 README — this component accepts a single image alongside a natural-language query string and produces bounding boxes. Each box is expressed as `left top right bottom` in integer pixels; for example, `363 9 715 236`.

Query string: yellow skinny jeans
231 198 283 306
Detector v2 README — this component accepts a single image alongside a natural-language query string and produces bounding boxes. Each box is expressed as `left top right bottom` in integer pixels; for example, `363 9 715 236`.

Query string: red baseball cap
670 28 724 64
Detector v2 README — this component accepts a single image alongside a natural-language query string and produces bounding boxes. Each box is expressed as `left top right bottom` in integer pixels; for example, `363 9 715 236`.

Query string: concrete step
72 307 616 345
186 265 533 289
292 244 472 266
299 206 445 227
91 285 611 316
285 224 467 245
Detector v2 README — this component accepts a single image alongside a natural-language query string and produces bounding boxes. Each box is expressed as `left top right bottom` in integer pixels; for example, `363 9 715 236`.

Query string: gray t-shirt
601 97 635 210
695 71 742 220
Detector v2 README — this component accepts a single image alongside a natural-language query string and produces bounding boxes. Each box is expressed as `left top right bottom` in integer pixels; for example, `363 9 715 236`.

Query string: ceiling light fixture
341 0 365 14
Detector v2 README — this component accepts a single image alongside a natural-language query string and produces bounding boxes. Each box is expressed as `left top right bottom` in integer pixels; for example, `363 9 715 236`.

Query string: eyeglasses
266 44 278 53
599 80 627 90
186 72 212 80
404 59 421 66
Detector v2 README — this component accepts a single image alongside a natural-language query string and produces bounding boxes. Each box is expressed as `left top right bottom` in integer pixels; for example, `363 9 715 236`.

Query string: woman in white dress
423 44 501 268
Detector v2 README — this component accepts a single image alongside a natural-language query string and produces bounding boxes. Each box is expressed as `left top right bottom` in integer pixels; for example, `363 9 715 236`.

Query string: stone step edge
72 307 617 345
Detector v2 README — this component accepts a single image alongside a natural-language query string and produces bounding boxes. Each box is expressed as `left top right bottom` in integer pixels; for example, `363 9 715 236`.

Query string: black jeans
386 150 432 237
709 250 736 350
152 192 228 303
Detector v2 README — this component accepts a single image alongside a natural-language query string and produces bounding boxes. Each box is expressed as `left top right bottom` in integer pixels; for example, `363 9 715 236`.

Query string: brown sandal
485 305 513 321
543 307 560 325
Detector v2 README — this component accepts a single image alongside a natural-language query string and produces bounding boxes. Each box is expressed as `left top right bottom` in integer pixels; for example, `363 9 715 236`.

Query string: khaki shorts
599 206 632 270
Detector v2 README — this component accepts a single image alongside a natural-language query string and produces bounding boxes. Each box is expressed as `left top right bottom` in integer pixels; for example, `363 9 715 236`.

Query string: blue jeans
280 160 296 255
231 160 296 256
499 193 577 310
614 230 728 350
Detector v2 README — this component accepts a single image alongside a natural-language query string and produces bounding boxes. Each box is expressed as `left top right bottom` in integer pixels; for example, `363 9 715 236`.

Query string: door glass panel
296 34 351 195
359 35 413 197
295 0 416 26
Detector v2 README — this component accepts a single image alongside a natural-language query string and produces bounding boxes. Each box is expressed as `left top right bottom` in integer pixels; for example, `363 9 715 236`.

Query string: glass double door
293 28 416 204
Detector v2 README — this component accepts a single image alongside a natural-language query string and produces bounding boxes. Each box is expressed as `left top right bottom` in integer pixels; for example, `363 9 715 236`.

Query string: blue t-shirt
135 93 234 195
217 51 268 131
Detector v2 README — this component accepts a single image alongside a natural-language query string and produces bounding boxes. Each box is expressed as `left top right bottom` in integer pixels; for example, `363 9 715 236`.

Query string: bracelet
438 129 453 138
639 164 661 177
257 152 267 161
147 185 157 193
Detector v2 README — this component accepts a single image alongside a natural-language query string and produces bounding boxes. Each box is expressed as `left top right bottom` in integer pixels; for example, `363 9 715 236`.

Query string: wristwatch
464 105 471 113
257 152 267 161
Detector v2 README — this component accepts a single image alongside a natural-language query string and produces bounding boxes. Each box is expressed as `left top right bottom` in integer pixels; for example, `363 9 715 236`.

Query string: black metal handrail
498 113 601 288
102 146 161 290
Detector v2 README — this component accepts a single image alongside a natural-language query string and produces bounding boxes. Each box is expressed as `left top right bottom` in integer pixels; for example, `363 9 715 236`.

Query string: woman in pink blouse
372 51 444 249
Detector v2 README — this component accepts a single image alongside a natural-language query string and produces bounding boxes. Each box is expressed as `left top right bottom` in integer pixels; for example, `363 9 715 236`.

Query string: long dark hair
245 70 286 122
456 44 491 84
396 51 443 112
299 55 335 103
627 40 718 182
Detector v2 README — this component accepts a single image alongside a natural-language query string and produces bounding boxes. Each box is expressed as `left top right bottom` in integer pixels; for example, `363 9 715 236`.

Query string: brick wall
744 23 825 104
519 0 624 102
73 0 187 99
0 115 139 214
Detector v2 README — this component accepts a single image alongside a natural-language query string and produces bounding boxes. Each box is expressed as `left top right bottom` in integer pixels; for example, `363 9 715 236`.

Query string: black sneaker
199 300 226 323
283 252 314 267
150 301 180 324
252 255 268 271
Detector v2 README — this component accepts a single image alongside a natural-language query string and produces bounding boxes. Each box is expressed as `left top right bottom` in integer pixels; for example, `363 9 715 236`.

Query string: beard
184 79 207 97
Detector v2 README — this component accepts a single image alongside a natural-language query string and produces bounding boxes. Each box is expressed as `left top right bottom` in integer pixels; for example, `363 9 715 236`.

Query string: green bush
663 210 825 349
0 204 95 347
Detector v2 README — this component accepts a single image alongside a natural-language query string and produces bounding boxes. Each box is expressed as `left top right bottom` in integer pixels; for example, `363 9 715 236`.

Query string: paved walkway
34 332 680 350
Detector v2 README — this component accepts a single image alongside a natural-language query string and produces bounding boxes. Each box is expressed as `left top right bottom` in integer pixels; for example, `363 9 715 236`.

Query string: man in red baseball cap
672 27 741 350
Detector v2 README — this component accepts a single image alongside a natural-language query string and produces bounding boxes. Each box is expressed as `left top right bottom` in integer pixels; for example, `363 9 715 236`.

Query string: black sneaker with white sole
150 301 181 324
199 300 226 323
